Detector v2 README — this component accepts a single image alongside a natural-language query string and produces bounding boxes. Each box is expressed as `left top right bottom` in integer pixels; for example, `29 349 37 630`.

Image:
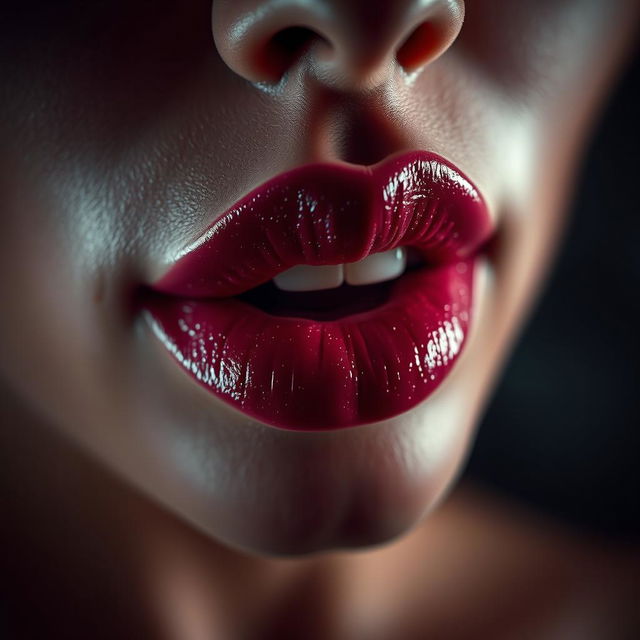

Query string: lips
141 151 493 430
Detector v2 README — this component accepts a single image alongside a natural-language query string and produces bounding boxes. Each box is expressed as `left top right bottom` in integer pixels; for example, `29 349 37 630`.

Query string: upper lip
152 150 493 299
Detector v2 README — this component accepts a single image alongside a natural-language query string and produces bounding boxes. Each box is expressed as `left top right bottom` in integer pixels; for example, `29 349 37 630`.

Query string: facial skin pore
0 0 637 563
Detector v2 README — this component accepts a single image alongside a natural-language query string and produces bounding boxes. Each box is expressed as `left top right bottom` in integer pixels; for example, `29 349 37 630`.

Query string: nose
212 0 464 89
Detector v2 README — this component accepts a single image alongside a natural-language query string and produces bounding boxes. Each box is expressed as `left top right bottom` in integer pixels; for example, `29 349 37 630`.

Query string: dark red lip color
142 151 493 430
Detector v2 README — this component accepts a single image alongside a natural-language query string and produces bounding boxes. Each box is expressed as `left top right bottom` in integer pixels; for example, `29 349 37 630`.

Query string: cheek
0 170 123 441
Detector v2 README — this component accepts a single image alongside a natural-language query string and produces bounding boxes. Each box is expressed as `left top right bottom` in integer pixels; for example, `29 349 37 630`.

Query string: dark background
464 48 640 539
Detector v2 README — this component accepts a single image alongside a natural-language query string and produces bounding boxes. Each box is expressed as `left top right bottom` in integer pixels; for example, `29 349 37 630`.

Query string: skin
0 0 638 637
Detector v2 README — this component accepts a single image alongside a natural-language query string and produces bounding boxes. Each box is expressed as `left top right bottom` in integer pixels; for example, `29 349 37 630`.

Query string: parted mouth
151 150 493 301
141 150 493 430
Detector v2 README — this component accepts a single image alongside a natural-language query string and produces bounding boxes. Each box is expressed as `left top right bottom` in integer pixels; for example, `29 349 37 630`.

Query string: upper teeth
273 247 407 292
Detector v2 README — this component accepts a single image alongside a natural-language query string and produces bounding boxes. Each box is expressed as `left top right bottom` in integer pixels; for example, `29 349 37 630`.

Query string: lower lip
142 259 473 431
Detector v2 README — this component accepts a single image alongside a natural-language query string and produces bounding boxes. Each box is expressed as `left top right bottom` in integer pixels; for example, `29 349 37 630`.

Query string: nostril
396 22 442 72
214 1 464 87
256 26 329 82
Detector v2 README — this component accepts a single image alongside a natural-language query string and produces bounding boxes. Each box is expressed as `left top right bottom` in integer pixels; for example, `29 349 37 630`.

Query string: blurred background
464 47 640 540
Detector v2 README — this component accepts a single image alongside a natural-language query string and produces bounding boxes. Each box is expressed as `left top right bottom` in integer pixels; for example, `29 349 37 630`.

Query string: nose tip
212 0 464 89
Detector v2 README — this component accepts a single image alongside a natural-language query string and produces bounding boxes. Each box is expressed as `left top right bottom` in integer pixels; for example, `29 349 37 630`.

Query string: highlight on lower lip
143 261 473 430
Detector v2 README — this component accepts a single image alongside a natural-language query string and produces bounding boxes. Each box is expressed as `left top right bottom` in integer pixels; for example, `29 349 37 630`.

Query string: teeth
345 247 407 286
273 264 344 292
273 247 408 292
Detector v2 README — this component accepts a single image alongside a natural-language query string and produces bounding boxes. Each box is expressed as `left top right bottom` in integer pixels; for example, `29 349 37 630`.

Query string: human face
0 0 636 554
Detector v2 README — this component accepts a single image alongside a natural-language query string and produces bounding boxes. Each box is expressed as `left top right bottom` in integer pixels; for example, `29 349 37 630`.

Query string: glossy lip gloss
141 151 493 430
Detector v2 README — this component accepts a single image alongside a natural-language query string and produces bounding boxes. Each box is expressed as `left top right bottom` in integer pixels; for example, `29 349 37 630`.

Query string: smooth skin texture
0 1 638 637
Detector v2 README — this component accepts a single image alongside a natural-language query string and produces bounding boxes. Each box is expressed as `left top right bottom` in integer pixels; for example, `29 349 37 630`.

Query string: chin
136 401 476 557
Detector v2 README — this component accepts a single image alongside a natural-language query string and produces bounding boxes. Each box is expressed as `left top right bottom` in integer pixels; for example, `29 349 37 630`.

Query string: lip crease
141 150 493 430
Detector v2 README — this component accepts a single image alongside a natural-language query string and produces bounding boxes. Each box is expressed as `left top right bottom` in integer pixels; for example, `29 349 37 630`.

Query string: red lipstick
142 151 492 430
